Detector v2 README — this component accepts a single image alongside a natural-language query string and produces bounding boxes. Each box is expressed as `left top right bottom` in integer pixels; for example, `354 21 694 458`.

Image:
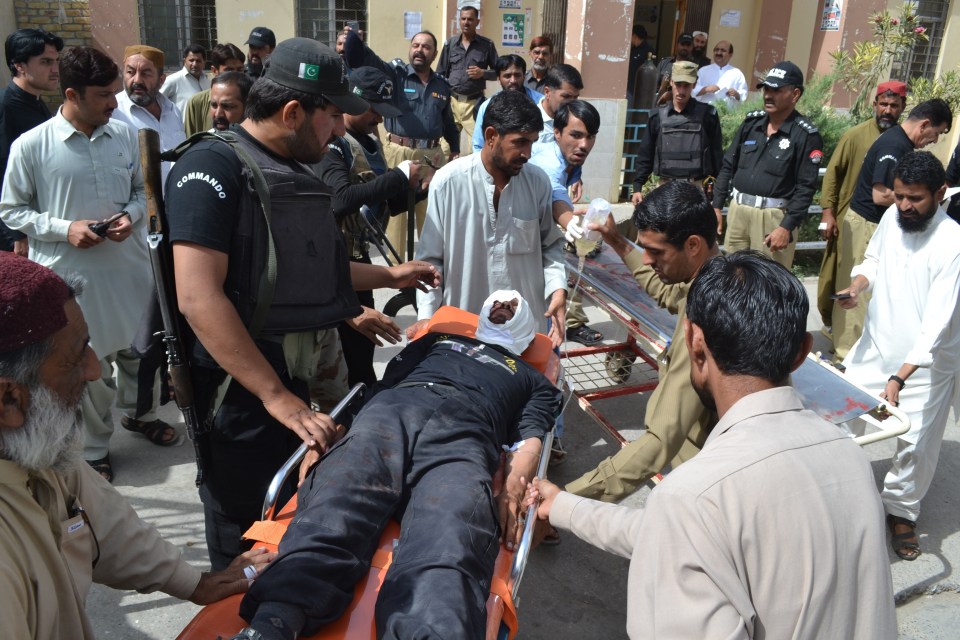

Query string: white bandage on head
476 289 537 356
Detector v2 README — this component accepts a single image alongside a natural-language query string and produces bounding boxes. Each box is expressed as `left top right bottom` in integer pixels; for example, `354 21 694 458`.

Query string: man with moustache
184 43 246 136
244 27 275 78
209 71 252 131
529 251 895 639
655 32 695 106
471 53 542 153
314 66 430 386
0 253 276 640
437 2 498 147
693 40 747 106
565 181 720 502
525 35 553 93
1 28 63 255
713 61 823 269
160 44 210 113
830 98 952 359
344 28 459 256
814 82 906 339
112 44 186 186
163 38 439 569
631 61 723 217
412 90 567 349
0 46 153 484
838 151 960 562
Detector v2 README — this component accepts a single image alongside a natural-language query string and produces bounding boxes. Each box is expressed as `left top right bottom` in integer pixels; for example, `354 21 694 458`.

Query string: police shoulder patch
391 58 406 69
797 117 819 134
745 110 765 120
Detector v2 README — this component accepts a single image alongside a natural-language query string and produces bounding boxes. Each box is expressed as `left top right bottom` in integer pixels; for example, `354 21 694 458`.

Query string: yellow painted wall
214 0 295 50
368 1 447 63
783 0 816 72
936 0 960 76
706 0 762 85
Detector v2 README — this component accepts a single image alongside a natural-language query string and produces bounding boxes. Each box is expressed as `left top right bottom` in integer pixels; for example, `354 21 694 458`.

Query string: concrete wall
367 1 446 63
215 0 295 51
0 0 13 85
88 0 137 62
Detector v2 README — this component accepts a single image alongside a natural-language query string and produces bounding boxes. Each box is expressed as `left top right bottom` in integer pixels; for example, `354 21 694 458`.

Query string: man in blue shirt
472 54 542 153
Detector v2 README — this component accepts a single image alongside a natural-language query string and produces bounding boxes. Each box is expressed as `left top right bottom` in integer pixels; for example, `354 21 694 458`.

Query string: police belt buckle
736 191 787 209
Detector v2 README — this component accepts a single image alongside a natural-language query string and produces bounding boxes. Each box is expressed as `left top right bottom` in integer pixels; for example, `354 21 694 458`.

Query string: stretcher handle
852 401 911 446
261 383 367 521
508 363 562 603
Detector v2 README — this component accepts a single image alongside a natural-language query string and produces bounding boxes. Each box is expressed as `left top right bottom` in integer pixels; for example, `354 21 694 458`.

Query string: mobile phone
830 292 853 300
347 20 360 32
88 211 128 237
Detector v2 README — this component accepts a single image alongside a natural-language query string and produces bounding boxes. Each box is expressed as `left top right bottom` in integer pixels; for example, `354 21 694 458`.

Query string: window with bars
296 0 366 48
891 0 949 82
138 0 218 72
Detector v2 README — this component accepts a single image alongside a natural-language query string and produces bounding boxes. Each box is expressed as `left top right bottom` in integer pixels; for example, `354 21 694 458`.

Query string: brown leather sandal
887 514 920 561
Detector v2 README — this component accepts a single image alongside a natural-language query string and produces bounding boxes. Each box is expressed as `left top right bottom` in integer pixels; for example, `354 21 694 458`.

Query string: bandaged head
476 290 537 356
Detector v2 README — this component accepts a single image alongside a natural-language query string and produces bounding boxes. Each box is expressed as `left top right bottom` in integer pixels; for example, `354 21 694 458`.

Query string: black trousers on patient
239 385 503 640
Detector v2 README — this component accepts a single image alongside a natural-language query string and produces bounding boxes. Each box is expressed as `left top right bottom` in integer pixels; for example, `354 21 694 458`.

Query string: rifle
138 129 207 486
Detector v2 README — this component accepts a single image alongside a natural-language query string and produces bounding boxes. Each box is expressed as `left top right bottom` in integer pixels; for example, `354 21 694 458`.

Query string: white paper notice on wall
719 10 741 28
404 12 423 39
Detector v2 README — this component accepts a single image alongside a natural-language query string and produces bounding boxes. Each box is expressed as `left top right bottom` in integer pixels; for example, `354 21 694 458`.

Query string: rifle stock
138 129 207 486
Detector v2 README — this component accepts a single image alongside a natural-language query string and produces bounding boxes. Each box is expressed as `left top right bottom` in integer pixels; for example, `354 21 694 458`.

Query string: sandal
87 455 113 483
566 324 603 346
887 514 921 561
121 416 181 447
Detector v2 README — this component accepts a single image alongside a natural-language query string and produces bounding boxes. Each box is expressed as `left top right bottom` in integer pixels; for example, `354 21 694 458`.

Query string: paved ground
88 273 960 639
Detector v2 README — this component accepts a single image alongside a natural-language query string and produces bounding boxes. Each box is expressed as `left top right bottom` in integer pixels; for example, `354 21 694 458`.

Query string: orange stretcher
177 306 561 640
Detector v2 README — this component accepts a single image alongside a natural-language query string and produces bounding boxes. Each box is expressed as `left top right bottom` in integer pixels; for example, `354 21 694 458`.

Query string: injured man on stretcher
232 291 562 640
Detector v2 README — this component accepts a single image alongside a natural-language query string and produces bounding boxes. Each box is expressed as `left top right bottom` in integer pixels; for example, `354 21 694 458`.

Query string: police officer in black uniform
344 28 459 255
713 60 823 268
632 61 723 210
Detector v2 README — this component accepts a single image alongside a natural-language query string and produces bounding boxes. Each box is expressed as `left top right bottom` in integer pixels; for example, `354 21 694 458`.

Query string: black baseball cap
263 37 368 115
245 27 276 48
677 32 693 44
349 67 402 117
757 60 804 89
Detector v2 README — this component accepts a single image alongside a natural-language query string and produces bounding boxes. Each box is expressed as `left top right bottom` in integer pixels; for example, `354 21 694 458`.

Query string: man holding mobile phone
0 46 153 484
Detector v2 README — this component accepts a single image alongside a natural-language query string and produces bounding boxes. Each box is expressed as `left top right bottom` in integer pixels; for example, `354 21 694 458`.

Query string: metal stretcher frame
561 244 910 447
176 307 562 640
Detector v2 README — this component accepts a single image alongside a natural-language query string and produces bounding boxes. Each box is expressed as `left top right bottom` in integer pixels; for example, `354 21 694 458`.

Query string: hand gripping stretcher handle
261 383 367 521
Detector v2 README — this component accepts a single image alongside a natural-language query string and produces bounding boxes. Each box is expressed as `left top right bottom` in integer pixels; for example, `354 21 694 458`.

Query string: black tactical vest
654 103 710 178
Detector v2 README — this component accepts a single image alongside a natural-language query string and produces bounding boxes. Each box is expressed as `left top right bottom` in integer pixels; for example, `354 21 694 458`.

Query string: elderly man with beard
838 151 960 562
112 45 186 187
0 253 275 640
233 290 561 640
830 98 952 359
529 251 896 639
209 70 252 131
525 35 552 93
814 82 906 340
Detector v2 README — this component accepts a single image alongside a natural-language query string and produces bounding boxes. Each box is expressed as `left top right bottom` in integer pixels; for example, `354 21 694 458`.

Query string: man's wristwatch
888 374 906 390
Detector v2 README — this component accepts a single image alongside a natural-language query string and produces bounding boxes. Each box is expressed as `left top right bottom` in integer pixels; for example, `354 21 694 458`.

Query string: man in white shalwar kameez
413 88 567 347
838 151 960 560
0 46 153 482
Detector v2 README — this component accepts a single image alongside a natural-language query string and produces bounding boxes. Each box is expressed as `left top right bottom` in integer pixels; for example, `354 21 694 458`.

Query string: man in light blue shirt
529 100 604 346
472 54 542 153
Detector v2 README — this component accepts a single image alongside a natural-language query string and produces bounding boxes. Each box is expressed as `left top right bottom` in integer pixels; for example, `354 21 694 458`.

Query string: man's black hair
483 89 542 136
554 99 600 136
459 5 479 18
210 43 245 68
633 25 647 39
543 63 583 91
245 76 329 121
495 54 526 75
212 70 253 105
633 180 717 249
413 30 438 49
58 46 118 98
5 28 64 76
894 150 946 194
907 98 953 128
182 43 206 59
687 250 808 384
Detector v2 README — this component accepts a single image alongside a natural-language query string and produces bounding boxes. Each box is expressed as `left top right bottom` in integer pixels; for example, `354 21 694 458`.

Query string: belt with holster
387 133 440 149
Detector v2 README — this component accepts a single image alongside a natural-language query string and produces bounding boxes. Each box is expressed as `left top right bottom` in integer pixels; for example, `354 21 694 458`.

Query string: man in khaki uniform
566 180 719 501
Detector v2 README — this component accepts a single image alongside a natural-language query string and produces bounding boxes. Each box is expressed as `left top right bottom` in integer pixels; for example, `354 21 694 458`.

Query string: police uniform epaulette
745 110 765 119
391 58 406 69
795 116 819 134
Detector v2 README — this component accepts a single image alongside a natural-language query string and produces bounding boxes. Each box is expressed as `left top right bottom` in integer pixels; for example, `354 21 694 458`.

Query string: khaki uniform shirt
553 387 896 640
0 459 201 639
565 249 715 501
820 117 883 216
